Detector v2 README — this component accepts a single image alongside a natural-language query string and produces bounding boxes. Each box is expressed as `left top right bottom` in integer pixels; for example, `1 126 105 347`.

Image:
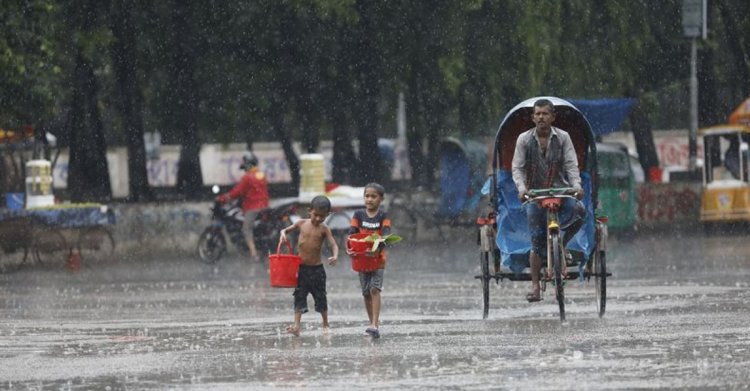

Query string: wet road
1 228 749 390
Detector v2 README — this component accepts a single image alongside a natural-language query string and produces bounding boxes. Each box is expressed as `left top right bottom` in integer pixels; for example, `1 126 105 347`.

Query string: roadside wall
110 182 703 258
113 202 211 258
635 182 702 228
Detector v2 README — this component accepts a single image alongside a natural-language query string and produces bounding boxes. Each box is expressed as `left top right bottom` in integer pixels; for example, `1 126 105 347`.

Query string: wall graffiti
637 183 701 223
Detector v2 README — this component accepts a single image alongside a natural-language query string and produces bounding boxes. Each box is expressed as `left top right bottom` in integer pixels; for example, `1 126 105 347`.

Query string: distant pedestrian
216 152 269 262
348 183 391 338
280 195 339 336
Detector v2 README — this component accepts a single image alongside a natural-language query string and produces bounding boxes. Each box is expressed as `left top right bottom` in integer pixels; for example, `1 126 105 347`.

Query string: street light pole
682 0 706 173
689 37 698 171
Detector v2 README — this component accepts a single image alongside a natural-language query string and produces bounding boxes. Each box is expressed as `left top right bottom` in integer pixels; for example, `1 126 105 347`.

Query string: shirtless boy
279 195 339 336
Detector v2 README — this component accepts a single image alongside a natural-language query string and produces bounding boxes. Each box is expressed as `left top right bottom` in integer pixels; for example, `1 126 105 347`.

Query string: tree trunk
298 83 320 154
111 0 153 202
67 51 112 202
698 45 720 126
458 8 484 135
269 96 299 191
629 100 660 177
171 1 203 199
717 0 750 105
331 109 357 184
405 74 427 187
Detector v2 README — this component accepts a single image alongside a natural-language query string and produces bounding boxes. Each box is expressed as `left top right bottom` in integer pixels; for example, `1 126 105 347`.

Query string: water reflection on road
1 228 749 389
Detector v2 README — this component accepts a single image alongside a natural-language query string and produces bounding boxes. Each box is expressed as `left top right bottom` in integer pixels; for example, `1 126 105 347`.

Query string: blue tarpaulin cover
482 171 595 275
0 206 116 228
567 98 635 136
438 138 487 219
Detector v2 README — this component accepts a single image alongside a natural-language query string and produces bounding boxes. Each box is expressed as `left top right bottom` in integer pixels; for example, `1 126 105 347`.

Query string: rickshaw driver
511 98 586 303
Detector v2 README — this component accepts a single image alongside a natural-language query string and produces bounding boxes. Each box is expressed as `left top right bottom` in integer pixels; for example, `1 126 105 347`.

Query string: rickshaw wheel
594 250 607 317
551 233 565 322
480 250 490 319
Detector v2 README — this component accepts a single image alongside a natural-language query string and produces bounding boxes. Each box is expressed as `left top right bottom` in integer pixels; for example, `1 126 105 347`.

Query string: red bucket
347 233 380 272
268 240 301 288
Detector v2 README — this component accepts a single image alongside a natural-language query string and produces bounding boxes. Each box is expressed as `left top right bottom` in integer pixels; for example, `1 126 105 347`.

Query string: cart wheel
32 229 68 265
77 227 115 263
480 250 491 319
594 250 607 317
551 232 565 322
0 249 27 273
197 228 227 264
388 205 418 242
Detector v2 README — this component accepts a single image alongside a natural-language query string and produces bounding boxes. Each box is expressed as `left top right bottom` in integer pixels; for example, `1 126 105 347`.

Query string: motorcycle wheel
197 228 227 264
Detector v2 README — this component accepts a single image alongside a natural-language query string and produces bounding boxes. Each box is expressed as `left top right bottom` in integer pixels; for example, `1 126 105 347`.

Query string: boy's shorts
293 264 327 313
359 269 384 296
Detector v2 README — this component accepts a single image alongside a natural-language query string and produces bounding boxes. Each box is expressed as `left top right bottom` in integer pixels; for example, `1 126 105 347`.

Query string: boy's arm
279 220 303 242
378 217 392 251
348 212 360 235
324 226 338 265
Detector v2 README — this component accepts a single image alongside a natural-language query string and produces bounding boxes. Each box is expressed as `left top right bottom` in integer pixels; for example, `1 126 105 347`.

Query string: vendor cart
0 205 116 270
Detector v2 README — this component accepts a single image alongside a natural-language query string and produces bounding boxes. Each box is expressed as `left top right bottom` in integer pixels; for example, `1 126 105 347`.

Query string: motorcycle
197 186 249 264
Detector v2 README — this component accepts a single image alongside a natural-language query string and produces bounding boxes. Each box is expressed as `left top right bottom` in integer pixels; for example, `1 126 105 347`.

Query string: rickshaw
476 96 610 321
699 124 750 224
596 142 637 231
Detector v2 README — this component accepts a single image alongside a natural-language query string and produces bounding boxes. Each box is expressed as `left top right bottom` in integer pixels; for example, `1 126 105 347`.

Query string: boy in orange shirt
348 183 391 338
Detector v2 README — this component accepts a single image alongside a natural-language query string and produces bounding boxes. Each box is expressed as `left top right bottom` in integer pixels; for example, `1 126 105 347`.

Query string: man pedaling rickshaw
511 98 586 303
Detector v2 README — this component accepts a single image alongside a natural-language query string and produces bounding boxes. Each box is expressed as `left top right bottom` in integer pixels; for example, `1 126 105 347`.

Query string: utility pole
682 0 707 172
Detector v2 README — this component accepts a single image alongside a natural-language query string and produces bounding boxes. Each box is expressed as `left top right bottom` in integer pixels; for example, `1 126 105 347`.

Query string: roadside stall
0 126 115 271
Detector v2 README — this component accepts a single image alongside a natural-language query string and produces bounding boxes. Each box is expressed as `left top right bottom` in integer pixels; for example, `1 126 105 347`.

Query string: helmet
239 151 258 170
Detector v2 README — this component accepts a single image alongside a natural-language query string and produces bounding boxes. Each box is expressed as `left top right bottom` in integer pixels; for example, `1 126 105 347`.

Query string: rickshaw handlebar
522 187 579 204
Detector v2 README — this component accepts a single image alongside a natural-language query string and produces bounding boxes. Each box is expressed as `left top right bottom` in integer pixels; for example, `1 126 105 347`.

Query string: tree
169 0 202 198
65 0 112 202
110 0 153 202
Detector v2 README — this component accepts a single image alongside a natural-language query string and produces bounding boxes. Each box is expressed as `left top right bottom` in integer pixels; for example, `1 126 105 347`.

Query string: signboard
682 0 707 39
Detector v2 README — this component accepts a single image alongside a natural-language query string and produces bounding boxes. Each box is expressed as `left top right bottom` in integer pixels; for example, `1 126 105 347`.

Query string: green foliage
1 0 749 185
362 233 403 252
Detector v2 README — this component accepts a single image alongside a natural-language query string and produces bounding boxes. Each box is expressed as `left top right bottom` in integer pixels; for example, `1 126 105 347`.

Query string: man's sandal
526 291 542 303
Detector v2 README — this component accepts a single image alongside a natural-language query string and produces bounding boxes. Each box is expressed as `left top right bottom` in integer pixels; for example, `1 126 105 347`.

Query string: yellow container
299 154 325 202
25 159 55 208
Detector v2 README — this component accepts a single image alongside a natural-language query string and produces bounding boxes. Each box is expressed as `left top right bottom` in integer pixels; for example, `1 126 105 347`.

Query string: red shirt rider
215 152 269 262
217 166 269 212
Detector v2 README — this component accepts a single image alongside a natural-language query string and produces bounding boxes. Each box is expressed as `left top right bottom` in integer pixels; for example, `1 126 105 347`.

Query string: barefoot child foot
286 325 300 336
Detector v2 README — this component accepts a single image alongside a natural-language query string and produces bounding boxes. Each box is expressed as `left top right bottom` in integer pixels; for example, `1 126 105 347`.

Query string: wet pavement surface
1 227 750 390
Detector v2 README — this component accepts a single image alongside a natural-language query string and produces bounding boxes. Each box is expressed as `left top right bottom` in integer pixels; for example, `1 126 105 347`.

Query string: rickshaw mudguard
482 170 596 275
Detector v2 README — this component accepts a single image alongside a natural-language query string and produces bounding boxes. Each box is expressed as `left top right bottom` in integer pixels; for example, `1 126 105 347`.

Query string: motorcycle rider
216 151 270 262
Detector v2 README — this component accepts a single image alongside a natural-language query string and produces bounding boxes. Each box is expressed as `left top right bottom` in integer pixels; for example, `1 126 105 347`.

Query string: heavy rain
2 227 750 389
2 0 750 390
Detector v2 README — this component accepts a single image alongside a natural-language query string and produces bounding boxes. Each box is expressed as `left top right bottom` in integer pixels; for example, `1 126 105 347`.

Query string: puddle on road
2 230 750 389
